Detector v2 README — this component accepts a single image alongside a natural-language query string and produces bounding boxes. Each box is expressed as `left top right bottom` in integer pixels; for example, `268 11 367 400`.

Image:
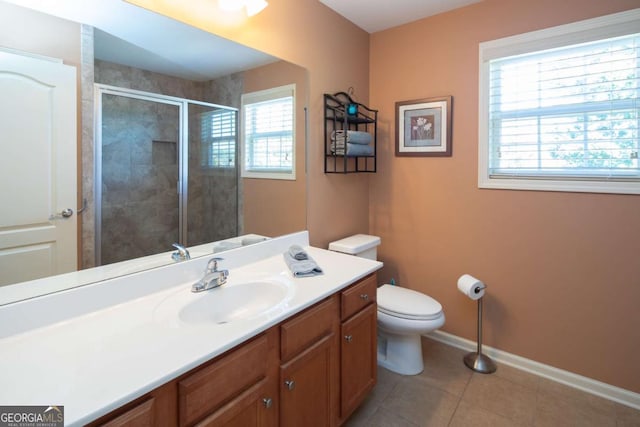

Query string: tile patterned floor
345 338 640 427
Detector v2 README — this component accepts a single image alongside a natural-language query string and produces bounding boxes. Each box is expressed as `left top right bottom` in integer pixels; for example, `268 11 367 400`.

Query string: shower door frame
94 83 237 266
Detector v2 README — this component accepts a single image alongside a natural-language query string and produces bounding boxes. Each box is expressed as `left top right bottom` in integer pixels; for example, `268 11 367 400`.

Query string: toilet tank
328 234 381 260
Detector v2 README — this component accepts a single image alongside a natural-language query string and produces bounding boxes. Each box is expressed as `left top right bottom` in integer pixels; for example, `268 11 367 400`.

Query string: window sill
241 170 296 180
478 175 640 195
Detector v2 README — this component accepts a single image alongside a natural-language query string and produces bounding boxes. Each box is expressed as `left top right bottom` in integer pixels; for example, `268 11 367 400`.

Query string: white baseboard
426 330 640 410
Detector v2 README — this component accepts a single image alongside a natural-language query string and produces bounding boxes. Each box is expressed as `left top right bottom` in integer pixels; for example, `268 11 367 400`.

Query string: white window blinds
479 9 640 194
241 84 295 180
201 109 236 169
489 34 639 179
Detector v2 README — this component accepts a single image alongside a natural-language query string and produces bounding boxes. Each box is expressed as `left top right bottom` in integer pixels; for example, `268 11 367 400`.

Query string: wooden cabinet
87 382 177 427
279 295 339 427
178 330 278 427
280 335 336 427
339 274 377 423
90 274 377 427
340 304 377 420
98 398 155 427
189 377 276 427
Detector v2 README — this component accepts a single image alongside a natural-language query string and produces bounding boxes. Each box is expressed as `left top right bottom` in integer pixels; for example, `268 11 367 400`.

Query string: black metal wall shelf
324 92 378 174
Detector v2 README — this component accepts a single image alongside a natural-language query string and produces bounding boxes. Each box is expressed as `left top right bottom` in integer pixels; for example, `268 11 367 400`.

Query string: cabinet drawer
280 295 338 361
99 398 155 427
179 334 269 426
194 377 276 427
341 274 376 320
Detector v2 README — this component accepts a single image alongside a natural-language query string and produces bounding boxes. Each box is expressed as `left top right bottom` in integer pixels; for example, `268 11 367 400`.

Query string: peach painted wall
369 0 640 392
242 61 308 237
127 0 372 248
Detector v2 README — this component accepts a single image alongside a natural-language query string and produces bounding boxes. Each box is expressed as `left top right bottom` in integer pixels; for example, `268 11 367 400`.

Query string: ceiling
3 0 485 79
3 0 277 80
319 0 483 33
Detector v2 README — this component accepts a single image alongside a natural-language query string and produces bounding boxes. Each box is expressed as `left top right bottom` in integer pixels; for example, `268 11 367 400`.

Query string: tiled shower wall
98 94 180 264
91 59 241 265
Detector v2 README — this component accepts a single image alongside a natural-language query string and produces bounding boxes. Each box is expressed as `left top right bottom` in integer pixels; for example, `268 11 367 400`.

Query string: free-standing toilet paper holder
463 284 497 374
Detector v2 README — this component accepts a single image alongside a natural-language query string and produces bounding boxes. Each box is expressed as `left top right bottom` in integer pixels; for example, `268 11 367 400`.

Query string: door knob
49 208 73 220
345 335 353 343
284 380 295 391
360 294 369 300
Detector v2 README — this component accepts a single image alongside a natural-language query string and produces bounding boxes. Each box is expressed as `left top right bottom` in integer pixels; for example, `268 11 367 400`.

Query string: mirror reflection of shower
95 85 238 266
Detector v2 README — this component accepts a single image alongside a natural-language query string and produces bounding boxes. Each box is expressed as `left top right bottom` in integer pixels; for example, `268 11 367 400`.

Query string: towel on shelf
283 246 323 277
331 130 372 145
288 244 308 260
331 142 374 157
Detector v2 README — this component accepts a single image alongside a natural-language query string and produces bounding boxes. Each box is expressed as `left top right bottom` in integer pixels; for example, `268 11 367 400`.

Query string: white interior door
0 50 77 286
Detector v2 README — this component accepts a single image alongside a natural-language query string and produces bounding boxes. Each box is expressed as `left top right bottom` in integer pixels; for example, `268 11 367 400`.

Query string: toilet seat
377 284 443 321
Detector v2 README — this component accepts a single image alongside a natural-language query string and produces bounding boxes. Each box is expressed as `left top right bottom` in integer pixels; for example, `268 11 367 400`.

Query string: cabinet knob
262 397 273 409
360 294 369 301
284 380 295 391
344 335 353 343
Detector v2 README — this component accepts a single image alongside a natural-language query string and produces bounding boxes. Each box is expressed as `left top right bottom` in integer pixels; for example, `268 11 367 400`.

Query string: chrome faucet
171 243 191 262
192 257 229 293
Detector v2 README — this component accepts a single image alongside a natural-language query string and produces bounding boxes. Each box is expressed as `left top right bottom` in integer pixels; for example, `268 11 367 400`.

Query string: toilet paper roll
457 274 486 300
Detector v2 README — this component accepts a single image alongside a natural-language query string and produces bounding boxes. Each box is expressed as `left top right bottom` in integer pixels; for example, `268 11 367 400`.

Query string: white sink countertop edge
0 231 383 426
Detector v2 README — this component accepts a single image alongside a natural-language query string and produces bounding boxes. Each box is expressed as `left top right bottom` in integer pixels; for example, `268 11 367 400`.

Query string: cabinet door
340 303 377 420
280 334 337 427
178 334 270 426
194 377 277 427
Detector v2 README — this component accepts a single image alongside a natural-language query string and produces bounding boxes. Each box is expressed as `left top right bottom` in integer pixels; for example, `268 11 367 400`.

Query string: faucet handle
171 243 191 261
206 257 224 273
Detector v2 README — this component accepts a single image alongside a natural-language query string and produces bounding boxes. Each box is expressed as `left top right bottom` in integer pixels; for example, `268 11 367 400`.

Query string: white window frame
241 84 296 180
478 8 640 195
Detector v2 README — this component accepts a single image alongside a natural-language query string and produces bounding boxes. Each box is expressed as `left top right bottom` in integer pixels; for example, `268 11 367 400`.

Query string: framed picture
395 96 452 157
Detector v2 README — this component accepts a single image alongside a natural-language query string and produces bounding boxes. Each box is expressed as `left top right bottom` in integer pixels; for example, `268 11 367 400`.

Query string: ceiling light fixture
218 0 268 16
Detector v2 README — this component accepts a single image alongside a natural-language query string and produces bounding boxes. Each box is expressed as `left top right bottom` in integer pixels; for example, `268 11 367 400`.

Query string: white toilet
329 234 445 375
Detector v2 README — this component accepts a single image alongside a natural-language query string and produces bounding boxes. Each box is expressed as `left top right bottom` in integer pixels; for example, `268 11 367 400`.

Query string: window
241 84 295 180
479 9 640 194
201 108 237 169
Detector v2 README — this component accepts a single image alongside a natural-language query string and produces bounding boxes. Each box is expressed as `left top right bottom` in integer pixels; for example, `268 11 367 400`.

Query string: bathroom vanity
0 231 381 426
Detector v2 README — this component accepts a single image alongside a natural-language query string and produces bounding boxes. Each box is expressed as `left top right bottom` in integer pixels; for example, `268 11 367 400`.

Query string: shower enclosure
95 85 238 265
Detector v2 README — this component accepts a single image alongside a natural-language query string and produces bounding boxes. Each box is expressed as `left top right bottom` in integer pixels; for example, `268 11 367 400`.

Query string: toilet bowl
327 234 446 376
377 284 445 375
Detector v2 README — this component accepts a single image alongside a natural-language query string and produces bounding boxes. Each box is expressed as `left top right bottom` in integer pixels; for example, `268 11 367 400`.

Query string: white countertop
0 231 382 426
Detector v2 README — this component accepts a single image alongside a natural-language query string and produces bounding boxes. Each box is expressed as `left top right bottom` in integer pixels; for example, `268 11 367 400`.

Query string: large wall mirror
0 0 307 303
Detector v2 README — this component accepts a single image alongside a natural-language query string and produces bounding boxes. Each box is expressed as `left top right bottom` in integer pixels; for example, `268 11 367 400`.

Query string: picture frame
395 96 452 157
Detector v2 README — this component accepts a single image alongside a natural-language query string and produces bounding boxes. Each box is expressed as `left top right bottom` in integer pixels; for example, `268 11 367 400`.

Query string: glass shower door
186 103 239 247
98 92 181 265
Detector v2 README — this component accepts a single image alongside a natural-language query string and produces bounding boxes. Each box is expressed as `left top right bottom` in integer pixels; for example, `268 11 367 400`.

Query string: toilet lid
377 284 443 320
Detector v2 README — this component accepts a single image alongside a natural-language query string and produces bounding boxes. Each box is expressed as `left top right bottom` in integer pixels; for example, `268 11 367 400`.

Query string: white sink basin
154 275 294 326
180 280 290 324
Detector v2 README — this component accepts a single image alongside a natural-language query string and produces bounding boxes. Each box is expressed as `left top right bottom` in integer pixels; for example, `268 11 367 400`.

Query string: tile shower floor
345 338 640 427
